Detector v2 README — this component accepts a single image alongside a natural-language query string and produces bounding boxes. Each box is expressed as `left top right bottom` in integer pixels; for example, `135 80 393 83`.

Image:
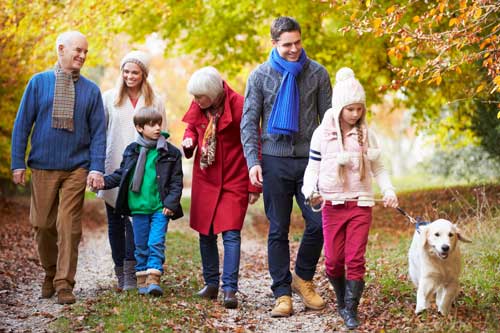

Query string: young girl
302 67 398 330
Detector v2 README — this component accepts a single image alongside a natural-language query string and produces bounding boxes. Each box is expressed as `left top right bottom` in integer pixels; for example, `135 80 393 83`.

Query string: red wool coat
182 82 260 235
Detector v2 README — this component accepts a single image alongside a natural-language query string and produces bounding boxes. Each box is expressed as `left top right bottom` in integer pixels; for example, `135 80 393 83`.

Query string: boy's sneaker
57 289 76 304
41 275 55 298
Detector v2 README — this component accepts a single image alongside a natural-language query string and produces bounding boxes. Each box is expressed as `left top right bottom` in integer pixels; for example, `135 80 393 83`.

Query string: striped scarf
200 93 225 169
52 62 80 132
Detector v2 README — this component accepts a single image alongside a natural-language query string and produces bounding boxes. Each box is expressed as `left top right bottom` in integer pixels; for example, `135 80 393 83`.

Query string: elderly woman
98 51 166 291
182 67 260 308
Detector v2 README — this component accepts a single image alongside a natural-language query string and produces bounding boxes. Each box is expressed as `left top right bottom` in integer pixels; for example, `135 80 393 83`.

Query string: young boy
100 106 183 296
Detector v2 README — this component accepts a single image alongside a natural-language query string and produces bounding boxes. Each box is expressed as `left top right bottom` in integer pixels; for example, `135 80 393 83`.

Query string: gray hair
187 66 224 101
55 31 86 52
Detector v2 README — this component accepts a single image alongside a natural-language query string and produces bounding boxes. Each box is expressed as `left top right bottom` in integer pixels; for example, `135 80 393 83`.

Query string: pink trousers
322 201 372 280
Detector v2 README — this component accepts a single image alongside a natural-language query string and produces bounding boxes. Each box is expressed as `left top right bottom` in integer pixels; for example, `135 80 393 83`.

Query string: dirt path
0 199 115 333
199 209 343 332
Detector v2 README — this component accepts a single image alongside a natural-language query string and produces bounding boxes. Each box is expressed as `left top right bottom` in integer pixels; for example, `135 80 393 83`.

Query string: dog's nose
441 244 450 252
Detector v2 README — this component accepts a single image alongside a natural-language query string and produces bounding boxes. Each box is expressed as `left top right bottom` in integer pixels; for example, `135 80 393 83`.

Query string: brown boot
41 276 55 298
291 272 325 310
271 295 293 317
57 289 76 304
145 269 163 296
136 271 148 295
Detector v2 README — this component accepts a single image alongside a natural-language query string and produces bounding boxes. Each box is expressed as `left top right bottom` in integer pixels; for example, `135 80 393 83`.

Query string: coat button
201 124 206 128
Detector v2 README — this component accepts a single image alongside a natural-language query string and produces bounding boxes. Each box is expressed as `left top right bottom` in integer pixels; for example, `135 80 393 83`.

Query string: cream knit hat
331 67 366 114
323 67 380 165
120 51 151 77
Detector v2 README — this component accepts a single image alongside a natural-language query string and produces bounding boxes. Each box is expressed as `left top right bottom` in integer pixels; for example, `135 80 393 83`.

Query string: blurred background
1 0 499 192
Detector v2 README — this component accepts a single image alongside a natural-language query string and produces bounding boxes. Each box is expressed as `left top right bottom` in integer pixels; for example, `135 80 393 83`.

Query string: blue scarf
267 48 307 135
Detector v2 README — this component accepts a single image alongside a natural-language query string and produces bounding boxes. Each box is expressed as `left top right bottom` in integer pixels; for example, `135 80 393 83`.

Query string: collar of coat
182 81 235 132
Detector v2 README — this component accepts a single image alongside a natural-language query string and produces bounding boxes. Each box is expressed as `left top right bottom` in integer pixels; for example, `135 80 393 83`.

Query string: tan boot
57 289 76 304
145 268 163 296
271 295 293 317
291 272 325 310
136 271 148 295
41 275 55 298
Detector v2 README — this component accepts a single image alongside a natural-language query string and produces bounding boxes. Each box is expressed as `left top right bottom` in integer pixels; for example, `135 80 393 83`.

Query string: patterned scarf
200 93 225 169
267 48 307 135
52 62 80 132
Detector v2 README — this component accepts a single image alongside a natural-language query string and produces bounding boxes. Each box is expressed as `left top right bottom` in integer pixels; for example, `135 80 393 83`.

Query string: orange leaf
386 5 396 14
476 84 485 93
412 16 420 23
449 18 458 26
373 17 382 29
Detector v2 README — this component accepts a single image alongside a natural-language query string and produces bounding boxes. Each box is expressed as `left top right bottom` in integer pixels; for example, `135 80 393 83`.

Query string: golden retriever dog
408 219 471 315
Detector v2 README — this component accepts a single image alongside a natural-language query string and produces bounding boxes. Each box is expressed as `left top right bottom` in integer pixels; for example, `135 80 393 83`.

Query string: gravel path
0 201 115 333
203 212 345 332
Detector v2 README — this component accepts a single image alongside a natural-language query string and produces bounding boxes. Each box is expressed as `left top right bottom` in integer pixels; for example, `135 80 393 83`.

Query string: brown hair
133 107 163 128
114 70 154 107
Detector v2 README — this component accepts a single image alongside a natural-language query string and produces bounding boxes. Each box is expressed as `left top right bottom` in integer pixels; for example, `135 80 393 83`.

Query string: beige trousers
30 168 88 291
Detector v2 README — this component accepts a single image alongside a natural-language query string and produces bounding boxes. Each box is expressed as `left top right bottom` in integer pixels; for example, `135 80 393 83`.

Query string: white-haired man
11 31 106 304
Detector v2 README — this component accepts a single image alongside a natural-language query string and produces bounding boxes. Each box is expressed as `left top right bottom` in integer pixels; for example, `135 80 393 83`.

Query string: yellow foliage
412 16 420 23
386 6 396 14
449 18 458 27
476 84 485 93
373 17 382 29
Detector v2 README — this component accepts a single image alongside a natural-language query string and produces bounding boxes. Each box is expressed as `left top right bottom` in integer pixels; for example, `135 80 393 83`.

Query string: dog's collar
416 221 430 234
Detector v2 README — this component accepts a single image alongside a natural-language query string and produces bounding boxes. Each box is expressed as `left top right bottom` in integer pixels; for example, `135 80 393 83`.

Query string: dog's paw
415 306 427 315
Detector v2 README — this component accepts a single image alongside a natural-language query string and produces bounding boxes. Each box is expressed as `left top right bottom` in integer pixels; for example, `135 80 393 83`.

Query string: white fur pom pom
337 152 350 165
367 148 381 161
336 67 355 82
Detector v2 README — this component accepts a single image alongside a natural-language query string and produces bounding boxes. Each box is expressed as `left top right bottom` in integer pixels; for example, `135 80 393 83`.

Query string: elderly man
241 16 332 317
11 31 106 304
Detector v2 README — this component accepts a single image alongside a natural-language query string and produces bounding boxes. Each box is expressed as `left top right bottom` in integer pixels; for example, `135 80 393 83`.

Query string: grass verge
50 230 219 333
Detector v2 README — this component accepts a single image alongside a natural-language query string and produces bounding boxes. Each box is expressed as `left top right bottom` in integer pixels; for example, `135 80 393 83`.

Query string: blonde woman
98 51 166 291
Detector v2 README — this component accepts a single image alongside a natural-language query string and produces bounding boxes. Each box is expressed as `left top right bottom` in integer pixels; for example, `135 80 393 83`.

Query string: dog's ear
419 225 429 247
454 224 472 243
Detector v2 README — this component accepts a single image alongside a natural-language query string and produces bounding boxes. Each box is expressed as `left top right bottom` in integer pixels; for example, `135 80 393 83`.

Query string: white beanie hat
331 67 366 113
120 51 151 77
322 67 379 165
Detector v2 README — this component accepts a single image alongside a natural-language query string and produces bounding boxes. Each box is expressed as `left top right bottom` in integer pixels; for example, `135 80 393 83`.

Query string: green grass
51 231 214 333
364 215 500 332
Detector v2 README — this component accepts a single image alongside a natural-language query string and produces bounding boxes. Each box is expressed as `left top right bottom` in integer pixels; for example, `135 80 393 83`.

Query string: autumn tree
346 0 500 153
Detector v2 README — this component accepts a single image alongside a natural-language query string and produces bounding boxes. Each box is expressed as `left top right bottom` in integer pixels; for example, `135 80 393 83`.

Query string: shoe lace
301 280 317 297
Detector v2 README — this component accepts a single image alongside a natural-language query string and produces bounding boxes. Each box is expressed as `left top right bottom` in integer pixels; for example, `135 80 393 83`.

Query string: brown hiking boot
271 295 293 317
291 272 325 310
57 289 76 304
41 276 55 298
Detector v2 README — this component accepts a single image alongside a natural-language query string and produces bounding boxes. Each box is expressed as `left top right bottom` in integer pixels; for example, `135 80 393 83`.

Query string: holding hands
87 173 104 192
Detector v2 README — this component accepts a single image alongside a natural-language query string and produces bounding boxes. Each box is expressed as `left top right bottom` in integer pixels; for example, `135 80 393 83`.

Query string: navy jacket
104 140 184 220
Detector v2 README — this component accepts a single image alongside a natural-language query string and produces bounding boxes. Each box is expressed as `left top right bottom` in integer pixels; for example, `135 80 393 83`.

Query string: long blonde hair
114 71 154 107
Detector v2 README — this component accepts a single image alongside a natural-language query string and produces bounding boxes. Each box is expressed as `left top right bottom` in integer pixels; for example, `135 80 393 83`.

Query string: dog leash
306 193 421 226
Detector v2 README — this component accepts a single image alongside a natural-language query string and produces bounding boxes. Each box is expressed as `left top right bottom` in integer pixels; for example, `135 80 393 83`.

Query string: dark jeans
105 203 135 267
262 154 324 298
199 228 241 292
